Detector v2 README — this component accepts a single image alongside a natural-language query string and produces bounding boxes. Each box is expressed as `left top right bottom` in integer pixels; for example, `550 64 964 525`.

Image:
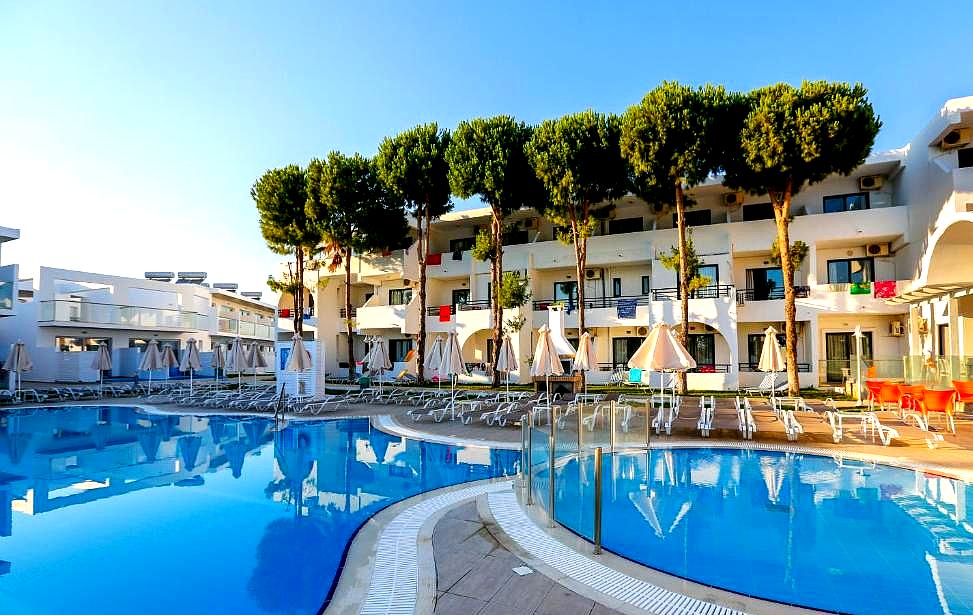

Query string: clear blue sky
1 1 970 296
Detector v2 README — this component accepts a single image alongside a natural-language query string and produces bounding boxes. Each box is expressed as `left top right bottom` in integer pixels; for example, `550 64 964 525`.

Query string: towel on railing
438 305 451 322
849 282 872 295
616 298 637 319
873 280 896 298
426 252 442 266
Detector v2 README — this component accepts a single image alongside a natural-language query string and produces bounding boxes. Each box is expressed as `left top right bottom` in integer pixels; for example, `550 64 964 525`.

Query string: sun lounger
734 396 757 439
743 373 788 397
697 396 715 437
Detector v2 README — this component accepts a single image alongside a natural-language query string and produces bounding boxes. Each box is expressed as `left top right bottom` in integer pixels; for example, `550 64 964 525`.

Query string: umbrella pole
190 368 194 397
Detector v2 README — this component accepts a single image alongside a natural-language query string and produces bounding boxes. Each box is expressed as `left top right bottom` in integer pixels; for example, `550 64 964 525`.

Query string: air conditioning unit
865 242 891 257
858 175 884 191
721 191 745 208
522 217 539 230
941 127 972 150
889 321 905 336
636 326 648 336
584 268 603 280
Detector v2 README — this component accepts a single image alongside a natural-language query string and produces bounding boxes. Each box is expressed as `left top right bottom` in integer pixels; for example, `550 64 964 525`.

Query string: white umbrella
424 335 445 388
495 335 518 399
138 339 164 395
367 338 392 395
572 331 597 398
3 340 33 400
531 325 564 401
211 344 226 386
284 334 313 397
758 326 786 400
90 342 112 395
225 338 247 391
438 331 468 403
627 323 695 397
180 338 202 396
247 343 270 387
160 345 179 385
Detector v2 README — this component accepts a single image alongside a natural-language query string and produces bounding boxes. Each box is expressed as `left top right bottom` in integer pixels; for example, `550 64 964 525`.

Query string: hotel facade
282 96 973 393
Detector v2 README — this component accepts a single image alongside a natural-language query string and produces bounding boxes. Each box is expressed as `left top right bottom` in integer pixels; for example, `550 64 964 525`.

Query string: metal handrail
425 300 491 316
37 298 204 316
735 286 810 303
651 285 733 300
738 362 811 372
531 294 652 311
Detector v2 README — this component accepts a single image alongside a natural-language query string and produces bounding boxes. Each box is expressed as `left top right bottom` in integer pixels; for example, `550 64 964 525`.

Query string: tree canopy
375 123 452 219
252 164 321 256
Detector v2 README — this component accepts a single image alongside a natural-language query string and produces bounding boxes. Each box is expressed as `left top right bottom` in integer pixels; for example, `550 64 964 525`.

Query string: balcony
38 300 207 330
736 286 810 304
355 297 417 334
650 285 734 301
218 317 274 340
425 300 491 316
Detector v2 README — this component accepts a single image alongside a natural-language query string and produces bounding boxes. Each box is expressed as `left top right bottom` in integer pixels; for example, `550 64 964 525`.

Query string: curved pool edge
324 477 515 615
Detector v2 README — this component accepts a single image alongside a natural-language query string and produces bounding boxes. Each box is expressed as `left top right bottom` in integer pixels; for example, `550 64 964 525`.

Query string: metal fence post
526 412 534 505
609 401 616 452
645 400 651 449
548 406 558 528
577 401 583 452
594 446 603 554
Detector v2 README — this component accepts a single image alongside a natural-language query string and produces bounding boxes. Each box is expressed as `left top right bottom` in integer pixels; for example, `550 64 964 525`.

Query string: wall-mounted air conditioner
865 242 891 257
584 268 603 280
941 127 972 150
858 175 884 191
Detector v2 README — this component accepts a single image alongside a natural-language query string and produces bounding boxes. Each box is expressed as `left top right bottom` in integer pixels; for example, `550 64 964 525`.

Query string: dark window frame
640 276 651 295
697 264 719 287
742 202 775 221
612 278 622 297
823 192 870 214
674 209 712 227
553 281 578 308
826 257 874 284
388 287 413 305
608 217 643 235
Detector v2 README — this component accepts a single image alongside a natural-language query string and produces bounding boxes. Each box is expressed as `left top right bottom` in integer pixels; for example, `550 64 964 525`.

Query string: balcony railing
217 317 274 339
338 307 358 318
38 300 207 330
736 286 810 304
738 362 811 373
651 285 733 301
426 300 491 316
532 295 652 311
278 307 314 318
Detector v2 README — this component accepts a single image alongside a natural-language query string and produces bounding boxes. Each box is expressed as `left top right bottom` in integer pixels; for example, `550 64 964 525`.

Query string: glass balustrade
38 300 206 330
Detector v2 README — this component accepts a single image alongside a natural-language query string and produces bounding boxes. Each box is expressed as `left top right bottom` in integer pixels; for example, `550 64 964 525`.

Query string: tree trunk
293 247 303 336
417 209 428 383
491 208 503 388
674 181 689 395
773 179 800 397
573 210 589 392
345 248 355 383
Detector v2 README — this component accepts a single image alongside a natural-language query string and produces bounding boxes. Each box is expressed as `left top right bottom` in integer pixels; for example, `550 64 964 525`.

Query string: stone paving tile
435 549 481 591
444 501 482 523
448 553 517 602
458 526 503 557
532 586 595 615
433 517 483 550
434 592 487 615
486 570 555 612
590 602 626 615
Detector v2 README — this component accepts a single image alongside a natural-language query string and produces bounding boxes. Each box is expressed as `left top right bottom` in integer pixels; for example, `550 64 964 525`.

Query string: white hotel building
291 95 969 393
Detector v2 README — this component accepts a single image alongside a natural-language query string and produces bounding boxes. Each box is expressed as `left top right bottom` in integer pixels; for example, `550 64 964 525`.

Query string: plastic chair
874 381 900 413
864 380 886 410
952 381 973 413
917 389 957 434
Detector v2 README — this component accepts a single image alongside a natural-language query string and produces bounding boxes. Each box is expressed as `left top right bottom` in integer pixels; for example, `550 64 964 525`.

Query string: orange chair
917 389 957 434
865 380 886 410
897 384 927 428
874 381 901 413
866 366 878 379
952 380 973 414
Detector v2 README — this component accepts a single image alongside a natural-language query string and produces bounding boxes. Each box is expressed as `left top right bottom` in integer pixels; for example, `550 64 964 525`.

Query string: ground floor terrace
4 387 972 614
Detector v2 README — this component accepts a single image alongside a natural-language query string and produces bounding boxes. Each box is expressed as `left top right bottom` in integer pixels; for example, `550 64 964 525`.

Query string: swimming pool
0 406 519 614
534 447 973 615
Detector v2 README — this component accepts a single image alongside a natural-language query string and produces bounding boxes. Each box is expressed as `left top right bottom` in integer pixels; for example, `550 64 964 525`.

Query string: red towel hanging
873 280 896 298
439 305 451 322
426 252 442 266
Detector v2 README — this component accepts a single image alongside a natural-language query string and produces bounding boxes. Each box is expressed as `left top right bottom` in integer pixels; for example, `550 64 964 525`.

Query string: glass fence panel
0 280 11 310
239 321 256 337
528 419 549 508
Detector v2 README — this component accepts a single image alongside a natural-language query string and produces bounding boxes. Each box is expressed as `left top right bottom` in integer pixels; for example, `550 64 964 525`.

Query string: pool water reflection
541 448 973 615
0 406 519 615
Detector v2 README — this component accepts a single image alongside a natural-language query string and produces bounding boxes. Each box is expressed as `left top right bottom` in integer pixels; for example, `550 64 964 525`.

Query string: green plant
658 230 712 295
770 239 809 270
498 271 531 310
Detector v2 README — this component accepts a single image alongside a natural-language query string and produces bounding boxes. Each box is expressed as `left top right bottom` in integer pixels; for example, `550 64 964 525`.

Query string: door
612 337 641 370
554 281 578 310
825 332 872 383
747 267 783 300
451 289 470 307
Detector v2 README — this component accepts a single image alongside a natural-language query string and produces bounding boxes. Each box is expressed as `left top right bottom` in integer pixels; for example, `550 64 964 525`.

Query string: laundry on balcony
616 298 637 319
849 282 872 295
438 305 451 322
279 308 291 318
873 280 897 298
426 252 442 266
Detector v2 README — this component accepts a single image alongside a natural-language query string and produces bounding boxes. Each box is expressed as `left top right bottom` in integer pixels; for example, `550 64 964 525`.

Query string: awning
885 283 973 305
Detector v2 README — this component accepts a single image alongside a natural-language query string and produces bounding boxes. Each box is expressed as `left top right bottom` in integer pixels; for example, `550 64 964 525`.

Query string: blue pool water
0 406 519 614
537 448 973 615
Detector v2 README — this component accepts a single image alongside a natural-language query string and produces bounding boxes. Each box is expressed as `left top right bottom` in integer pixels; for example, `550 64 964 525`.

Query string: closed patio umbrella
424 335 445 388
284 334 312 398
160 344 179 385
3 340 33 401
367 338 392 395
247 343 269 387
572 331 597 398
211 343 226 386
224 439 248 478
178 435 203 472
758 326 786 400
438 331 468 402
495 335 518 399
90 342 112 396
627 323 695 397
531 325 564 401
138 339 164 395
225 338 247 391
180 338 202 396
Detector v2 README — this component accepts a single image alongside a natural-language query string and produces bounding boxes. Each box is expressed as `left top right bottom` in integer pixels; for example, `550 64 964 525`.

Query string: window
554 281 578 308
449 237 475 253
129 338 180 353
388 288 413 305
388 339 413 363
608 217 643 235
612 337 642 369
641 276 651 295
675 209 712 227
504 229 529 245
451 289 470 306
823 192 869 213
612 278 622 297
56 337 112 352
742 202 775 221
959 148 973 169
827 258 874 284
687 334 715 366
747 267 783 300
697 264 718 287
746 333 785 368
